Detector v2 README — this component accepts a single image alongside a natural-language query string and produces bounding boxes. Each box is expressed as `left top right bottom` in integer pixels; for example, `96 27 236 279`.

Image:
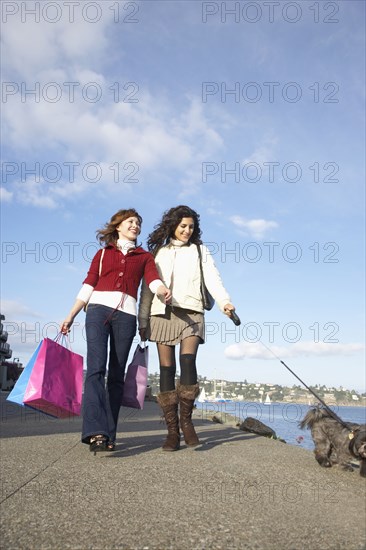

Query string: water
195 401 366 450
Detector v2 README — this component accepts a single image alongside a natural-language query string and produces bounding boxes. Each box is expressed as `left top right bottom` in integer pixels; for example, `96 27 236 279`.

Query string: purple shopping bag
121 344 148 409
22 336 83 418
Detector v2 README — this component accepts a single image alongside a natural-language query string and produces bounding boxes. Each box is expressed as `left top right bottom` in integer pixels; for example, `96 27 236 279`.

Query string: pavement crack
1 440 80 503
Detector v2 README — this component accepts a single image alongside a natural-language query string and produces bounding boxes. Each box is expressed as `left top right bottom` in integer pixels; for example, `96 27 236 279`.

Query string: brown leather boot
177 383 200 447
157 390 180 451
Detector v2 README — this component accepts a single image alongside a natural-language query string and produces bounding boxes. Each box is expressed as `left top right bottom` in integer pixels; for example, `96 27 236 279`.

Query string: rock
239 417 277 438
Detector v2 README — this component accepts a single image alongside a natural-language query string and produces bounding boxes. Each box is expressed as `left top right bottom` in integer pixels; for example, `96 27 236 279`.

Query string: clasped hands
156 285 172 304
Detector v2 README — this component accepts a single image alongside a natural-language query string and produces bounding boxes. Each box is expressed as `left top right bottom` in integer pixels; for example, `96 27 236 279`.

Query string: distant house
324 393 335 400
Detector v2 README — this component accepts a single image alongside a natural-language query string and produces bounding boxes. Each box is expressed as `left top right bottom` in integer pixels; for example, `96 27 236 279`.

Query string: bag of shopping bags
7 335 83 418
121 343 148 409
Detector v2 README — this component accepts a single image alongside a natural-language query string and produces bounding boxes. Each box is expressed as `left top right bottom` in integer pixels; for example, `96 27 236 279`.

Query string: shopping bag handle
139 340 148 349
54 332 73 350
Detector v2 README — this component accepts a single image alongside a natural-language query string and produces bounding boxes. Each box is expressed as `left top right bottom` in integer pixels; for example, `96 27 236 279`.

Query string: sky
1 0 365 392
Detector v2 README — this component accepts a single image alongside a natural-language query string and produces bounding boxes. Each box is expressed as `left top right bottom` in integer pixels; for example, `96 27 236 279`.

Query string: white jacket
138 242 231 327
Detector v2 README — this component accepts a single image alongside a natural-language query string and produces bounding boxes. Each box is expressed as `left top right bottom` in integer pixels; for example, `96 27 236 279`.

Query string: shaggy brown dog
300 407 366 477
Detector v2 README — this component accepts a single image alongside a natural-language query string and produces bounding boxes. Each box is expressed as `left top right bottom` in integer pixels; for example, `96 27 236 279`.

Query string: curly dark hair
96 209 142 246
147 205 202 253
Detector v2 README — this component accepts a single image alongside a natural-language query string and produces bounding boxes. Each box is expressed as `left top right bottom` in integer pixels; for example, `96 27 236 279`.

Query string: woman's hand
224 304 241 325
60 300 85 334
224 303 235 316
61 316 74 334
157 285 172 304
139 328 147 341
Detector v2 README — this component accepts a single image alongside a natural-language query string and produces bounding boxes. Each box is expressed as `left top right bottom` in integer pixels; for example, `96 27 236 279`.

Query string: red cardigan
83 245 160 300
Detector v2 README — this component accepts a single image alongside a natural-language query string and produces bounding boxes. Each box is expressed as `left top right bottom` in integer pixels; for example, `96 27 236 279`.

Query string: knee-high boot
177 383 200 447
157 390 180 451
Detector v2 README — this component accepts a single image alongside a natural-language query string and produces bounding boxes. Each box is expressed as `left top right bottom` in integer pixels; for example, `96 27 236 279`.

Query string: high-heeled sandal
106 441 116 452
89 435 107 455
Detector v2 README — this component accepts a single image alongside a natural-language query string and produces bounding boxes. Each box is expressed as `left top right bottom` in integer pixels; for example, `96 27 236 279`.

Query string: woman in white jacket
139 205 236 451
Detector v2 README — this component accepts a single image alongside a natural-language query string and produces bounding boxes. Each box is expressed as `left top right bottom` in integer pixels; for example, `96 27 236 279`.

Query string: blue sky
1 1 365 391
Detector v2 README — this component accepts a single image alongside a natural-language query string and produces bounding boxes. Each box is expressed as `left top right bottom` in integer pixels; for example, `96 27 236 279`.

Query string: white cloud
1 4 114 79
0 301 55 362
0 187 13 202
2 11 226 207
225 341 365 361
16 179 59 208
230 215 279 239
2 92 225 207
1 300 44 320
243 134 278 166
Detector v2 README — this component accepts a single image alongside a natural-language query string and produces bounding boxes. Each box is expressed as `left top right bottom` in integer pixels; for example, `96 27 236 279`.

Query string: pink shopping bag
121 344 148 409
23 335 83 418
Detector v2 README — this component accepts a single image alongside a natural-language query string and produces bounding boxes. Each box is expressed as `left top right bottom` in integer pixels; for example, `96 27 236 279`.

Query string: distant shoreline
196 399 366 408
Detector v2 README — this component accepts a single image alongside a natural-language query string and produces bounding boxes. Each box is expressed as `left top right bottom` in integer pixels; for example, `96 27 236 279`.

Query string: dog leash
279 360 353 432
239 321 353 432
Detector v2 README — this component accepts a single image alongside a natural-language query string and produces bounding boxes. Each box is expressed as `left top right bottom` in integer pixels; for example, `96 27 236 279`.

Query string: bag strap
196 244 205 282
99 248 105 276
83 249 105 314
138 340 148 354
54 332 73 350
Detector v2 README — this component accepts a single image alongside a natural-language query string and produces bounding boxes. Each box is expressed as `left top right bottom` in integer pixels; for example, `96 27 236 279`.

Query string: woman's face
116 216 141 241
174 217 194 243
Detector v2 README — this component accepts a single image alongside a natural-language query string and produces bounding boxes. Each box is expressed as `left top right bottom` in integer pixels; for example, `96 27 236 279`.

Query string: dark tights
158 336 200 392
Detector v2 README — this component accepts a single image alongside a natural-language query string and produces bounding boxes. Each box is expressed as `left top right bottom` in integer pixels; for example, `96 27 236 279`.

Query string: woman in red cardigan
61 209 170 454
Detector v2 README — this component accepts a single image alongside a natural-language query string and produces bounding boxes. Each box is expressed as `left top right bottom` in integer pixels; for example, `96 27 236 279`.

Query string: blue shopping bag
7 342 43 406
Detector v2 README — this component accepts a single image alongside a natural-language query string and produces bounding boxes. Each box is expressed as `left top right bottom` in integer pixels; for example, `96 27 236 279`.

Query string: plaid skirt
147 306 205 345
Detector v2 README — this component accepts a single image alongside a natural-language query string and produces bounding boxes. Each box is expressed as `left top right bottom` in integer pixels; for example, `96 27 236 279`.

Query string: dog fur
300 407 366 477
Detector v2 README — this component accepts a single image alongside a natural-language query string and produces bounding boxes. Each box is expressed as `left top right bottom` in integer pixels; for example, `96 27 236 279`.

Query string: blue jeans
82 304 136 444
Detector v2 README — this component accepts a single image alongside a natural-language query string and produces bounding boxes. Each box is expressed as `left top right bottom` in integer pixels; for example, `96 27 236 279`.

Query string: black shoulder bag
197 245 215 311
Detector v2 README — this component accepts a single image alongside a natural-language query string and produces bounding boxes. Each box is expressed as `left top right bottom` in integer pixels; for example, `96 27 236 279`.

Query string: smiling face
174 217 195 244
116 216 141 241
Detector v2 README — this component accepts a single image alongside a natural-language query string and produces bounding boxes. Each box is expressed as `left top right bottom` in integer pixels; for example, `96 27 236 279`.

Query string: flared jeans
82 304 136 444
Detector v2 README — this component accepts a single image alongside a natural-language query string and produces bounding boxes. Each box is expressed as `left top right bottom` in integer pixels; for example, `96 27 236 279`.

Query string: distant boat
197 388 232 403
264 394 271 405
197 387 206 403
200 376 232 402
212 394 232 403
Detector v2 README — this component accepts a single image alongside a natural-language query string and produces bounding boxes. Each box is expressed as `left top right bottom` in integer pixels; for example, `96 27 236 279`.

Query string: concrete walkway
1 393 365 550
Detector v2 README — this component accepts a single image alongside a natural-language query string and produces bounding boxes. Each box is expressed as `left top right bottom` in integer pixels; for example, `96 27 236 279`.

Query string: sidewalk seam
0 439 80 504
